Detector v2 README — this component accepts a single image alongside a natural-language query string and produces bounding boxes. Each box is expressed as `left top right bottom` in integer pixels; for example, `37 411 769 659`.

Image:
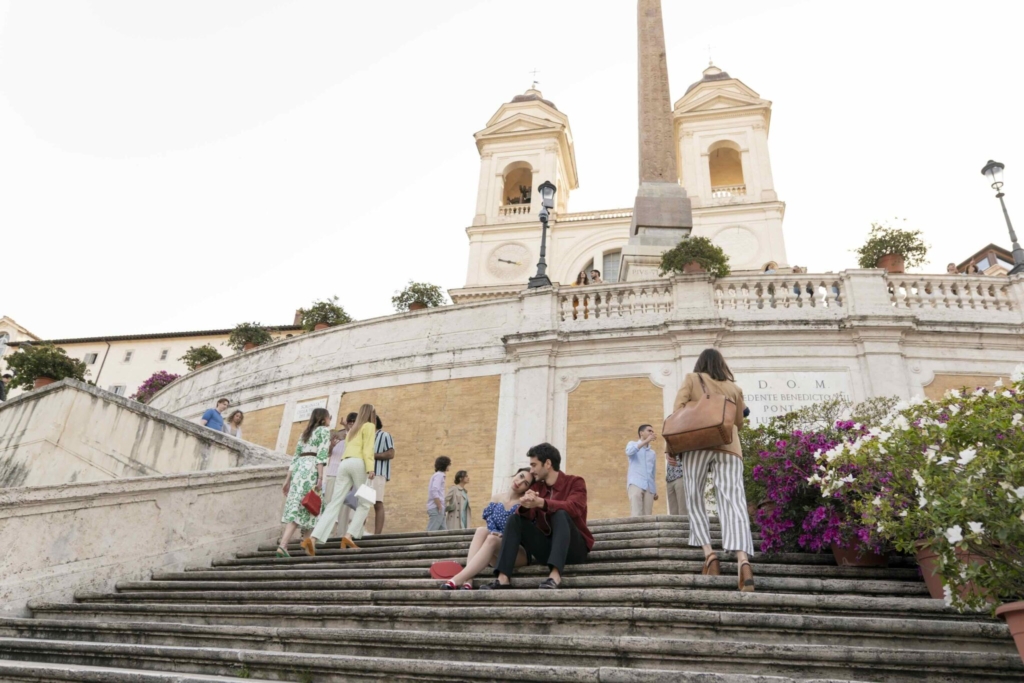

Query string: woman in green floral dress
276 408 331 557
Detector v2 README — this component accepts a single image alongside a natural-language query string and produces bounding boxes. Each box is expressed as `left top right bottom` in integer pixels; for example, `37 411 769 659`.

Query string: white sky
2 0 1022 339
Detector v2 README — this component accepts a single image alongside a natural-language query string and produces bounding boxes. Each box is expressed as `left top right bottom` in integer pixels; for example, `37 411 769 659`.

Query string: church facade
452 64 787 304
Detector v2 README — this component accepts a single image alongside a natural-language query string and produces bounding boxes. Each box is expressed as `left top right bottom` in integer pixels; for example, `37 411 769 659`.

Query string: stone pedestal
620 181 693 281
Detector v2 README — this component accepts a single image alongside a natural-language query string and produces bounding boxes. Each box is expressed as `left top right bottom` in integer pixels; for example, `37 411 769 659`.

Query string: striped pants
680 449 755 555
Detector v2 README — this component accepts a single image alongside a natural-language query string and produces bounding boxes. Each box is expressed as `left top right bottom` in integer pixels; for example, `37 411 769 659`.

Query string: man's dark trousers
495 509 589 576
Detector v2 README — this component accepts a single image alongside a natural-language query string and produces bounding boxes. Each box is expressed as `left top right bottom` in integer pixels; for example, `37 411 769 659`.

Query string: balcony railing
715 275 843 315
887 275 1015 312
499 204 531 217
558 282 673 323
711 184 746 198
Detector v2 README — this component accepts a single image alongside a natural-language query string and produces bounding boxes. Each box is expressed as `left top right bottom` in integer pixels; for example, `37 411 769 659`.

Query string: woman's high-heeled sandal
275 545 290 558
340 536 359 549
738 560 755 592
701 554 720 576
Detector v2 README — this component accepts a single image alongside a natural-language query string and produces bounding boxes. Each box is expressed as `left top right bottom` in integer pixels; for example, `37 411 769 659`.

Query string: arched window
708 141 745 198
501 165 532 212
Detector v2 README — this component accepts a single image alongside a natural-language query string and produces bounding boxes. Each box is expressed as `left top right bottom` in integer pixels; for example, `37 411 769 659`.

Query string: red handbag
301 488 322 516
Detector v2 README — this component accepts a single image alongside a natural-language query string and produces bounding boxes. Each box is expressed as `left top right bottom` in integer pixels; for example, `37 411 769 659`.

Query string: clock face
487 243 532 281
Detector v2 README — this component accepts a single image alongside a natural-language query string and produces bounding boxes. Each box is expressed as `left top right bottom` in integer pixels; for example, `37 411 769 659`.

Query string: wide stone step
62 587 959 619
110 573 930 597
0 659 277 682
0 637 870 682
156 559 923 583
23 603 1012 653
1 621 1019 681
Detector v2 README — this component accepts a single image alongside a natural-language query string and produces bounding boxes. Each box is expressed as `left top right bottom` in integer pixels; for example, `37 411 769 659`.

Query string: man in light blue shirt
200 398 229 433
625 424 659 517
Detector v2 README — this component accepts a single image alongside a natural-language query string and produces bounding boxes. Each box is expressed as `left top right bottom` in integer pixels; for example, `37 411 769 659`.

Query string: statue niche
502 167 532 207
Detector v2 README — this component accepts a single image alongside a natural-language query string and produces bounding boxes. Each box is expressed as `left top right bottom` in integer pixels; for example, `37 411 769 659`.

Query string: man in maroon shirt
481 443 593 590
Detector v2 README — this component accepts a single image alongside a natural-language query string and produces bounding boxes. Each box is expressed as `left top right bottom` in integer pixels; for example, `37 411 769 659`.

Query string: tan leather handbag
663 374 737 454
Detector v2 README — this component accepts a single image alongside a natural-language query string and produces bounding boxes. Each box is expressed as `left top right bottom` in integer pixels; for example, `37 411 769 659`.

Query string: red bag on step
301 488 322 516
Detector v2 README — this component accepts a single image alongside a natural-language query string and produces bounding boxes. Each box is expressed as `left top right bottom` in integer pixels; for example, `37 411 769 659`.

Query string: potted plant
179 344 222 371
3 343 88 389
130 371 181 404
853 219 929 274
843 374 1024 663
392 281 447 312
659 236 730 278
299 296 353 331
227 322 274 352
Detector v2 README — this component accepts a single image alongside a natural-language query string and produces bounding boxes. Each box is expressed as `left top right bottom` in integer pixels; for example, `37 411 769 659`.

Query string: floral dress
281 425 330 528
482 501 520 534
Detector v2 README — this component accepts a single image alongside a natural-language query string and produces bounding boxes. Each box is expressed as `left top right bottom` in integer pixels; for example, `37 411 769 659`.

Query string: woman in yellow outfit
306 403 378 553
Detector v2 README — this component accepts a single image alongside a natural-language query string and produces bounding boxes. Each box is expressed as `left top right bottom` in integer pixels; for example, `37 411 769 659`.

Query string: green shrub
299 296 353 331
179 344 223 371
659 236 730 278
392 281 447 312
4 343 88 390
853 219 929 269
227 322 274 352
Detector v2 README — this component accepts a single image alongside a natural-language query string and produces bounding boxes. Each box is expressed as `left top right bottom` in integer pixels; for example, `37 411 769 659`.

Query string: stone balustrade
888 274 1016 311
711 184 746 198
557 281 674 323
498 204 531 217
714 274 844 319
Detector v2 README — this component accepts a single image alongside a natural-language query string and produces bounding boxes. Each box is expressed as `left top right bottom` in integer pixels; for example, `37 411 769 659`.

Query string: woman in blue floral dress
276 408 331 557
440 467 534 590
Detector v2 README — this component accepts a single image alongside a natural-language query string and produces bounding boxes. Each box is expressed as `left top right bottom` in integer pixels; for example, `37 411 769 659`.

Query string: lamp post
981 160 1024 275
528 180 557 288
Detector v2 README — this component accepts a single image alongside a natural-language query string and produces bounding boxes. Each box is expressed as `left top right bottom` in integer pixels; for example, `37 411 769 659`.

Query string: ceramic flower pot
32 377 55 389
996 601 1024 665
876 253 905 273
831 542 889 567
683 261 706 275
313 323 330 331
243 343 256 351
408 301 428 311
914 544 945 600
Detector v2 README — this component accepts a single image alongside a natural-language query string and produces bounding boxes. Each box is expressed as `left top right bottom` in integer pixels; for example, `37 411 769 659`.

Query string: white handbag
355 483 376 505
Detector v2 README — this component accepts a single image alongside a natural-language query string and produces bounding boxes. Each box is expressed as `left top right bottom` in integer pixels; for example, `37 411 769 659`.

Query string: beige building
1 322 301 401
452 64 787 303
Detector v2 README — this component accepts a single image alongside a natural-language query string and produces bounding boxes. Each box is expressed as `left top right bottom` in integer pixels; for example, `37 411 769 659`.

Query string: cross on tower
529 68 540 89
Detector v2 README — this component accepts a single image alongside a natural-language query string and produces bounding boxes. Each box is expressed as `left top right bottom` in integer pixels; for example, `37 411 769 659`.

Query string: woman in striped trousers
671 349 755 592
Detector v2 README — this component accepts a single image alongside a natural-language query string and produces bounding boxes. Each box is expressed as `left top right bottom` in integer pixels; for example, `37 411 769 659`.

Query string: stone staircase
0 515 1019 682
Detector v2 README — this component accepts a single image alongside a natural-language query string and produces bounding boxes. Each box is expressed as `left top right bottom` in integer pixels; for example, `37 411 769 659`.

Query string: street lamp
981 160 1024 275
528 180 557 288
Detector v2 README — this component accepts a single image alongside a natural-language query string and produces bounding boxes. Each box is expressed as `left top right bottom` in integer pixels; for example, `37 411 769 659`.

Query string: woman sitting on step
275 408 331 557
440 467 534 590
670 348 756 592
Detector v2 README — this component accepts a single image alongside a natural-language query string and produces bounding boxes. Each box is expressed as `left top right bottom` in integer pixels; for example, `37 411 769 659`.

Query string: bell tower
674 65 788 270
462 89 579 289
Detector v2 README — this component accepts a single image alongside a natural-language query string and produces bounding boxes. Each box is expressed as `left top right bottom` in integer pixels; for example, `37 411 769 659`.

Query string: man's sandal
701 554 721 576
738 560 755 592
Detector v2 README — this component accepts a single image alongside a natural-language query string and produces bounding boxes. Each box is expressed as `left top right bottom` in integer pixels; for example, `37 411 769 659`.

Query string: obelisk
620 0 693 282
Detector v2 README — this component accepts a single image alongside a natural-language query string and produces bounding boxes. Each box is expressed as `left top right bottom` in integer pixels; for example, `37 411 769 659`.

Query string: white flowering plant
823 373 1024 613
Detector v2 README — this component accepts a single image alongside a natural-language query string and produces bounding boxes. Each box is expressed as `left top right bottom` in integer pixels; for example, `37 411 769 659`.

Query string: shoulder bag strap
697 373 711 396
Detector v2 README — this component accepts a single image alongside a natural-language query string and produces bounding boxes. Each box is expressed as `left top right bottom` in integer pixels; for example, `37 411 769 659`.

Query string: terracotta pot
954 547 993 603
408 301 428 311
193 364 204 371
33 377 55 389
876 253 905 273
313 323 330 331
243 342 256 351
915 544 945 600
682 261 706 275
996 601 1024 665
831 542 889 567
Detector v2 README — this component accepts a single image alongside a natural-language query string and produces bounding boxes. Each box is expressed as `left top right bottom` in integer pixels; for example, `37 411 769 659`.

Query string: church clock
486 243 531 281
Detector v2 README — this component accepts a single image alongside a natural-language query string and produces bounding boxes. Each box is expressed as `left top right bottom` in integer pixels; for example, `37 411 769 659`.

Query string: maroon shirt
517 471 594 551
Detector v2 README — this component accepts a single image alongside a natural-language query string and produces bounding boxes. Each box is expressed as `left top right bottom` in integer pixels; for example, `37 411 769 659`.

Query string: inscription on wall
735 372 852 425
293 398 328 423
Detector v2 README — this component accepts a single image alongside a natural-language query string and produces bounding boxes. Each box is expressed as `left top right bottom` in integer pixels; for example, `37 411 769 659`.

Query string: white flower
877 523 885 534
918 494 928 509
910 394 926 406
1014 486 1024 500
1020 510 1024 523
994 378 1004 388
853 423 862 431
968 522 984 535
957 448 977 466
999 482 1012 491
912 470 926 487
841 474 855 484
806 473 822 485
973 387 986 398
948 389 962 399
899 510 908 517
944 525 963 544
949 404 961 416
1013 413 1023 426
872 495 882 506
1004 391 1014 399
942 584 953 607
1013 363 1024 384
937 456 953 466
